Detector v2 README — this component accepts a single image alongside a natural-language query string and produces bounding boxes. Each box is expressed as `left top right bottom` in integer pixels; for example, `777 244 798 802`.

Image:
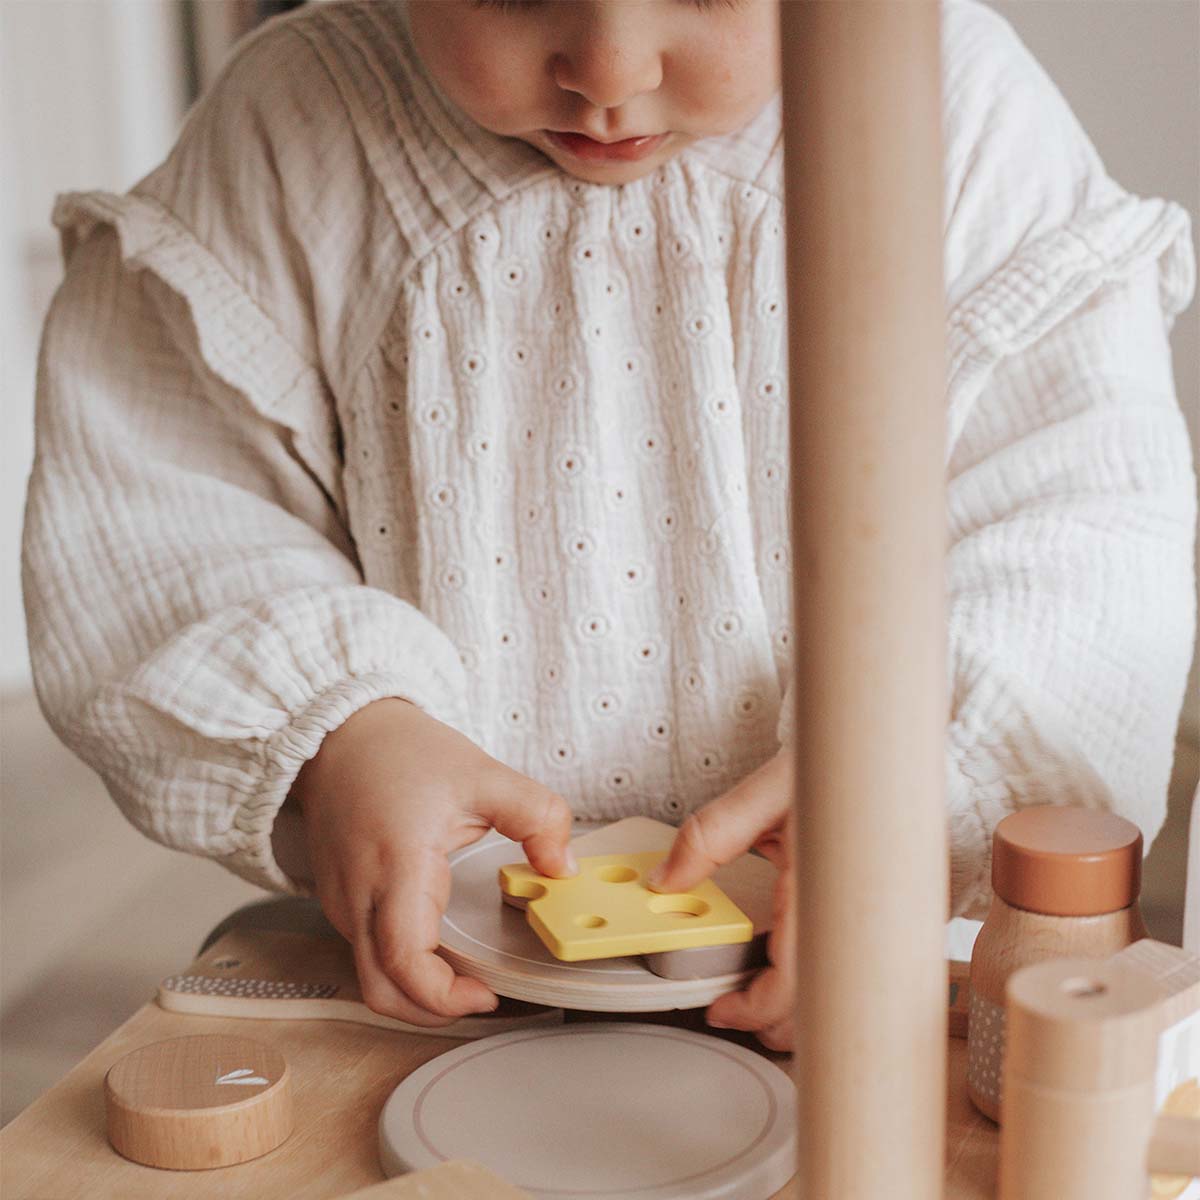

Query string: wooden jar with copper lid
966 806 1146 1122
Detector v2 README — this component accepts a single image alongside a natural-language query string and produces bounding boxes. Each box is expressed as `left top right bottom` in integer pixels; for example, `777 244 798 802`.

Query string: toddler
23 0 1196 1050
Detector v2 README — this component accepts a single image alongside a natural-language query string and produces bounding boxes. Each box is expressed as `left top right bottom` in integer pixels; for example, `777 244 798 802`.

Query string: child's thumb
479 782 578 879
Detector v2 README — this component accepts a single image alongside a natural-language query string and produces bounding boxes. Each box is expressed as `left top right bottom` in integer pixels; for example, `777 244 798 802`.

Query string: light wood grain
105 1035 292 1170
341 1162 532 1199
967 896 1147 1119
0 929 1001 1199
999 955 1179 1199
1148 1114 1200 1178
1 1002 460 1199
1110 938 1200 1033
1110 940 1200 1193
781 2 949 1195
970 900 1148 1007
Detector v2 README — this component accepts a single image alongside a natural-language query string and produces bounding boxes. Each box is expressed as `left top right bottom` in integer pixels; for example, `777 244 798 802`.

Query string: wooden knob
992 807 1142 916
104 1035 292 1169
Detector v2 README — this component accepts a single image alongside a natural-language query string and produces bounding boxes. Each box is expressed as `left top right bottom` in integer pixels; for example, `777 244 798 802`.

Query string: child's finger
476 779 578 879
351 930 462 1027
756 1019 795 1053
753 831 788 870
705 962 790 1034
343 877 462 1026
707 867 796 1038
648 757 790 893
367 863 499 1019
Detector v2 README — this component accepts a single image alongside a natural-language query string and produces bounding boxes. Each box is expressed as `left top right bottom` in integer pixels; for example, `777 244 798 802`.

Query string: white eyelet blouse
23 0 1195 914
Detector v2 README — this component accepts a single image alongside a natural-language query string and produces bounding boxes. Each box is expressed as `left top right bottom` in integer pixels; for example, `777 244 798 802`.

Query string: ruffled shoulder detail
946 195 1193 448
52 190 344 516
940 0 1195 447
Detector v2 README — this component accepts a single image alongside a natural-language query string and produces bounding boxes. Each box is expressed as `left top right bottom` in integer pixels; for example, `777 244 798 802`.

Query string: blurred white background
0 0 1197 1123
0 0 291 1123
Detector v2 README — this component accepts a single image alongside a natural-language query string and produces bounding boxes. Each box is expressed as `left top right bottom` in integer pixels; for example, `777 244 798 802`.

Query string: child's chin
556 158 667 185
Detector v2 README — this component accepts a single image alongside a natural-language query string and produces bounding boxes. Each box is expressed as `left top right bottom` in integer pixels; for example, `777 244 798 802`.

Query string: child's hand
290 698 576 1026
647 749 796 1050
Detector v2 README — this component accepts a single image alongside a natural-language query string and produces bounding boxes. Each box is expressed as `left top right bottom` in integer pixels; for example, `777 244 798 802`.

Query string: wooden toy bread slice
500 851 754 961
159 927 562 1038
378 1023 797 1199
105 1034 292 1169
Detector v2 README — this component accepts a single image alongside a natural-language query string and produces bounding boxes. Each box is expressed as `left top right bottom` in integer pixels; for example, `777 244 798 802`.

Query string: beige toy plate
439 818 776 1011
378 1023 797 1199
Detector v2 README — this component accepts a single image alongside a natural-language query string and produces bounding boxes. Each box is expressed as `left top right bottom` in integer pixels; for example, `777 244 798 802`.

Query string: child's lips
545 130 668 163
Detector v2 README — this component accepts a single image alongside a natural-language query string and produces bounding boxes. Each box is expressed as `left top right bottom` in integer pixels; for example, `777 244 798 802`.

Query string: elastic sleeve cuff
60 584 474 895
218 670 450 892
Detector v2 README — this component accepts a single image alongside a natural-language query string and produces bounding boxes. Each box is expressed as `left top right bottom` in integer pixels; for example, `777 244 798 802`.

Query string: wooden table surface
0 934 1000 1199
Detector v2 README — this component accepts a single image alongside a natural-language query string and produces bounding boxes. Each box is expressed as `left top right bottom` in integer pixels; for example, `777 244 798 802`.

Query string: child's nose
552 34 663 111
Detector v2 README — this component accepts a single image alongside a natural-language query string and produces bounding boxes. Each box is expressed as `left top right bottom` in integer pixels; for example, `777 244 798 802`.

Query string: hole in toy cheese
595 865 638 883
574 914 607 928
646 895 710 919
503 878 548 901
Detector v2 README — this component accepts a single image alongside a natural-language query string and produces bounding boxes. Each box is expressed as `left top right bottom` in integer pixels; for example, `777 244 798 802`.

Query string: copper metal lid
991 807 1142 916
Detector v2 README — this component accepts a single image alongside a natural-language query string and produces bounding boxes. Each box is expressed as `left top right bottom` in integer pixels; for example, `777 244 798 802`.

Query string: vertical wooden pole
781 3 948 1197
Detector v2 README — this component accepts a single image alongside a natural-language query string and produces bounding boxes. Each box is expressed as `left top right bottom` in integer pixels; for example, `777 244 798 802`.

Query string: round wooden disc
105 1035 292 1170
440 834 754 1011
378 1023 796 1199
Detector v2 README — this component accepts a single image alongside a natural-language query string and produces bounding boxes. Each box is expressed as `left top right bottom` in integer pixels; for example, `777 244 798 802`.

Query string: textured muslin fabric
23 0 1195 912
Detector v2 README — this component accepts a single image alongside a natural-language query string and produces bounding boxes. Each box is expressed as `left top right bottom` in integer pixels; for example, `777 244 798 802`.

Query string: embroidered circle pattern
378 179 792 832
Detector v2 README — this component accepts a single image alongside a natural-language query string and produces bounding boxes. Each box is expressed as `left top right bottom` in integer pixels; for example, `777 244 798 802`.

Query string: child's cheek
670 59 771 137
434 37 544 135
408 9 541 136
669 14 779 133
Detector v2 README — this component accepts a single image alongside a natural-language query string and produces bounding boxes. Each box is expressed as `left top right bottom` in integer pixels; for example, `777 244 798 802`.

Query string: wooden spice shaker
966 806 1146 1122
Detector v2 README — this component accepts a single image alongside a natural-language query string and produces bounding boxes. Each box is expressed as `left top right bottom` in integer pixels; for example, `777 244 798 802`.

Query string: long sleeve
22 27 471 892
773 0 1196 915
773 259 1194 918
944 262 1195 916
